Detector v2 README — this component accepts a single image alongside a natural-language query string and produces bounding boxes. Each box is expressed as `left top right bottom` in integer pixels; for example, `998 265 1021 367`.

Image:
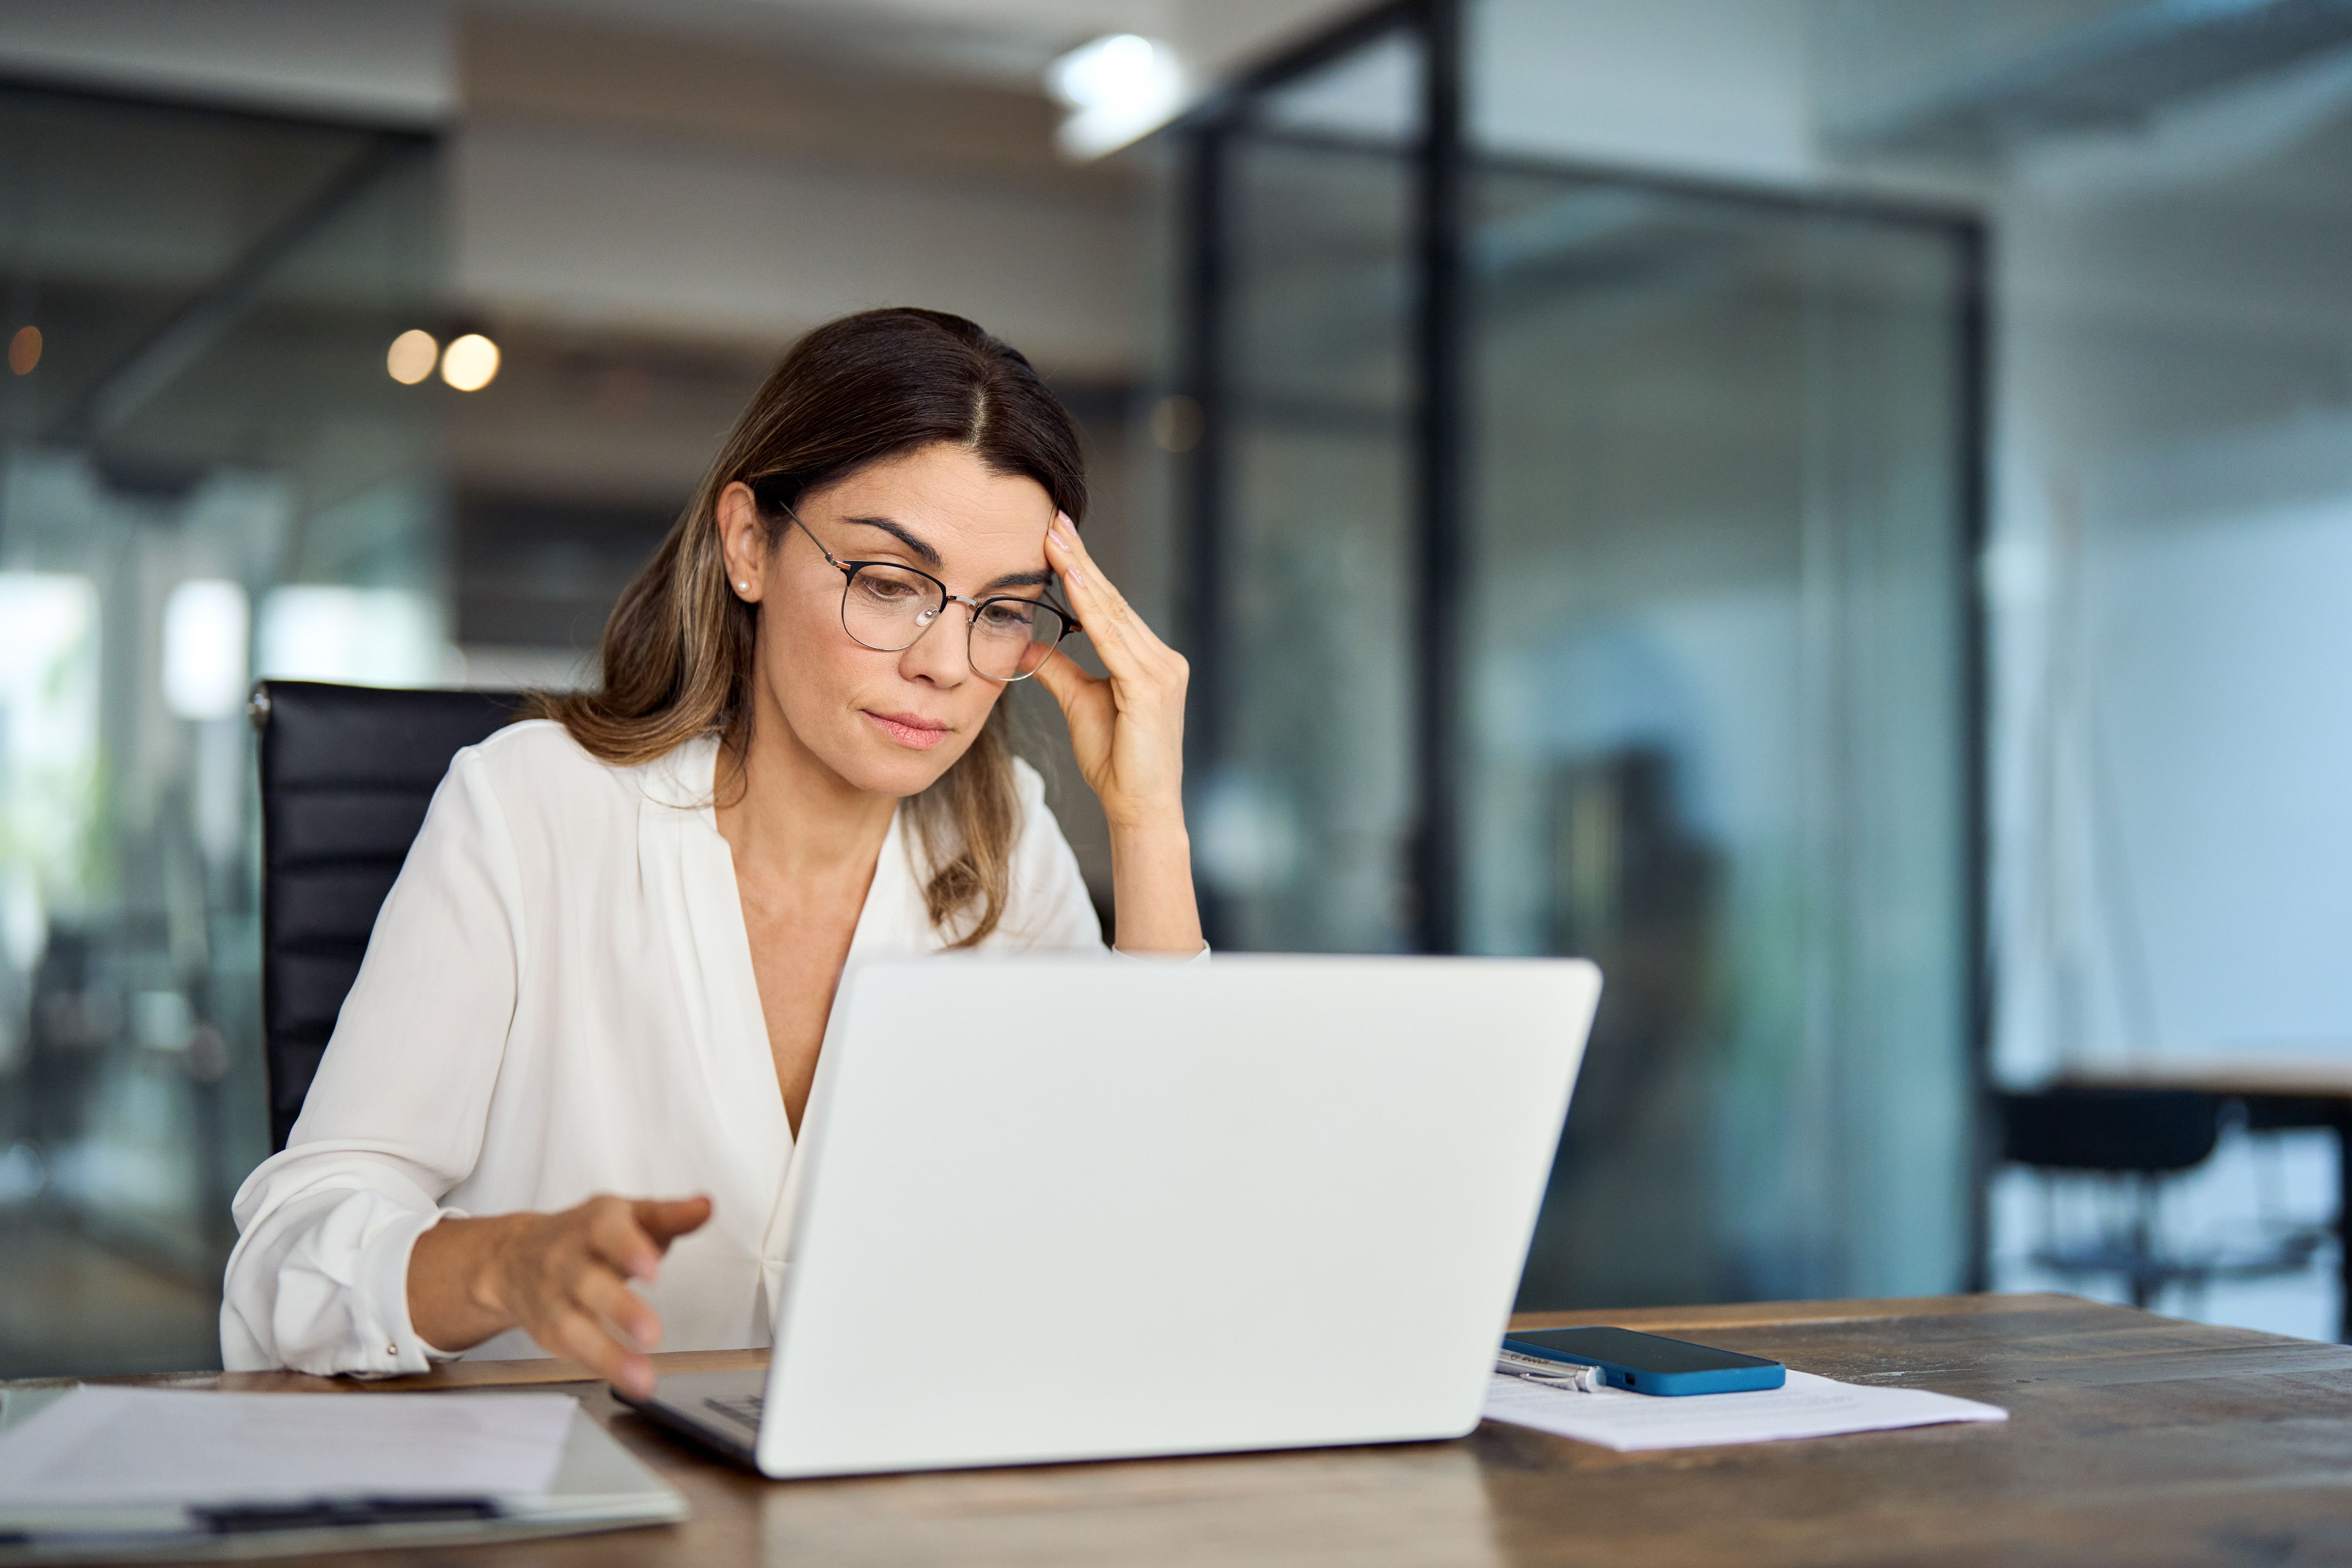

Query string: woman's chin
828 735 965 799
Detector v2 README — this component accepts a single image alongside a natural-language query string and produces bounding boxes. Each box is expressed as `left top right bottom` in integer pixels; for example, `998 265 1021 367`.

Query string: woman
222 308 1201 1398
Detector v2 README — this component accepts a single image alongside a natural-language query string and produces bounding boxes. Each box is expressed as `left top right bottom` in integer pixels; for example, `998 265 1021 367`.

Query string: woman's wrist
1106 811 1203 954
1105 823 1189 859
411 1212 522 1353
463 1215 521 1323
1102 796 1188 841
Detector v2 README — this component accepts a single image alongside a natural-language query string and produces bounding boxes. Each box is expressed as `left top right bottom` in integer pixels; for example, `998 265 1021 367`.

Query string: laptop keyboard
705 1394 764 1430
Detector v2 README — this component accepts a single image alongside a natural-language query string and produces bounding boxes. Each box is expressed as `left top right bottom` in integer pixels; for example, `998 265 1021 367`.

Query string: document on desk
0 1385 573 1508
0 1385 686 1560
1482 1369 2007 1452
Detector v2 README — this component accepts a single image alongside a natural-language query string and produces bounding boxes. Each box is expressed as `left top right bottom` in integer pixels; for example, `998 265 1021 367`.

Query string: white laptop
624 953 1600 1478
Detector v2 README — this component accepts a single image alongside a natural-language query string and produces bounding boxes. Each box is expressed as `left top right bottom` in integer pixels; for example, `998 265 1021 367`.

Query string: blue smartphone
1500 1326 1786 1395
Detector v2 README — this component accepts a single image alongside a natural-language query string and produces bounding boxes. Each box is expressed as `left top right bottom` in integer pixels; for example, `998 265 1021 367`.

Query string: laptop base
615 1370 765 1470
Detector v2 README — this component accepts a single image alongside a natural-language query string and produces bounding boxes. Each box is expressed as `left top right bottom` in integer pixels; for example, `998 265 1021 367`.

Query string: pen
192 1497 504 1533
1495 1353 1604 1393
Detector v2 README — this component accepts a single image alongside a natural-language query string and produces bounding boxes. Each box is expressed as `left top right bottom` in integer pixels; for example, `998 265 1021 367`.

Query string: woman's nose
897 607 970 685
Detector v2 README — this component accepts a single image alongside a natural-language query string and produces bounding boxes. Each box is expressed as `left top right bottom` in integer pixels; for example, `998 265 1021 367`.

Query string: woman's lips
863 710 952 750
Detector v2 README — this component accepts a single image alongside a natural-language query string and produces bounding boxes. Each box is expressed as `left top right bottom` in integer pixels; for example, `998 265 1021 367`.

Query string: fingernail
1064 565 1087 588
1052 514 1074 545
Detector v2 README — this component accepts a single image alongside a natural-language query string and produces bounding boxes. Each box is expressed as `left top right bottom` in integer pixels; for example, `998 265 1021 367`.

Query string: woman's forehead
811 449 1052 564
822 445 1050 513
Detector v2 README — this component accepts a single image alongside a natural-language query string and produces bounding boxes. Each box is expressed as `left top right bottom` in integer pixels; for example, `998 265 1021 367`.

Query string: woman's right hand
408 1193 713 1399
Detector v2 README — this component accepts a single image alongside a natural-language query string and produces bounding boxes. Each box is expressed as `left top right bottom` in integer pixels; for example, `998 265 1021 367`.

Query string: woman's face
719 442 1057 799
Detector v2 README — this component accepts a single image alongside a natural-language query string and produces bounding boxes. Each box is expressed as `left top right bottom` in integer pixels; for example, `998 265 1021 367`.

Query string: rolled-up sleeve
222 746 525 1375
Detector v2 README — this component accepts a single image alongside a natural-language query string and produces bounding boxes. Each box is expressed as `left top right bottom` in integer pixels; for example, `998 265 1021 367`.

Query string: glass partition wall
1170 1 1984 1308
1186 31 1425 954
0 86 444 1373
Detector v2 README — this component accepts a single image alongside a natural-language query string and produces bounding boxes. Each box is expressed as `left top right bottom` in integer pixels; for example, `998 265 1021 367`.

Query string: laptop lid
755 953 1599 1479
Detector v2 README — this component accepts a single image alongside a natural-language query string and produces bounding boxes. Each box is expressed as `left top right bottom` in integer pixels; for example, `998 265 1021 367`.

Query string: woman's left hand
1032 512 1190 832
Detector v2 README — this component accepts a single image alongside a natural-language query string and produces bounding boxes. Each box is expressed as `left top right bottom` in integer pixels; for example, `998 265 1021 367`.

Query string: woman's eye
979 602 1036 631
859 575 921 603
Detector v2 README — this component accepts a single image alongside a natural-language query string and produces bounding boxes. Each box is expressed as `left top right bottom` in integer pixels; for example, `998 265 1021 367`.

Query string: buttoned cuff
348 1204 471 1376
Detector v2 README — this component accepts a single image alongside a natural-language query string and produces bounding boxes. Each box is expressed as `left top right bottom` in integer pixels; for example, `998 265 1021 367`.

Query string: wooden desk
18 1292 2352 1567
2063 1057 2352 1338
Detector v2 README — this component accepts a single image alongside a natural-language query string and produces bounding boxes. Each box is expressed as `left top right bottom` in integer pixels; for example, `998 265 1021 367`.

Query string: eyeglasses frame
761 490 1081 684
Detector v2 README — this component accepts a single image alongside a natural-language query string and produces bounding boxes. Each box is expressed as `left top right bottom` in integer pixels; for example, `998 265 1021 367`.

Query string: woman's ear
720 482 776 606
717 482 768 603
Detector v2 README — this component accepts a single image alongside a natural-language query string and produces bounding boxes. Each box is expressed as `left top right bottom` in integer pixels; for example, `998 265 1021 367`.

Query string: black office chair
1999 1087 2323 1310
251 680 526 1151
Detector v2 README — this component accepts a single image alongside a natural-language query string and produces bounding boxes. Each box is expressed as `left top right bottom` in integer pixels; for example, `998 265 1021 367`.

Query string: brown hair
539 307 1087 945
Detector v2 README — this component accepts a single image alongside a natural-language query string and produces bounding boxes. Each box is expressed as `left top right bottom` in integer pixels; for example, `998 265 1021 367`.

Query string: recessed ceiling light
440 332 501 392
386 329 438 385
1046 34 1188 161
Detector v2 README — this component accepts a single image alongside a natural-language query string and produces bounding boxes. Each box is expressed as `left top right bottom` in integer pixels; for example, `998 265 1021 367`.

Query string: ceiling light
386 328 438 385
7 326 39 376
440 332 501 392
1047 34 1188 161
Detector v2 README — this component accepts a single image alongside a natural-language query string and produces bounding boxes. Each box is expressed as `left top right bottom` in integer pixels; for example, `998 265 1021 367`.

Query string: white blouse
221 719 1104 1376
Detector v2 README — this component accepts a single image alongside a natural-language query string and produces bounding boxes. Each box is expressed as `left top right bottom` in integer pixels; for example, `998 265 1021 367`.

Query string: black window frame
1161 0 1994 1290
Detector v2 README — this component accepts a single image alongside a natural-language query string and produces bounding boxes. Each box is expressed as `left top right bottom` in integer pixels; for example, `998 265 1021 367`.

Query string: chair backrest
254 680 525 1151
1997 1087 2223 1175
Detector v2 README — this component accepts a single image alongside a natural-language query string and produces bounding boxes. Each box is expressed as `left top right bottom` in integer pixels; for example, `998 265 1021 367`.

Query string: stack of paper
0 1386 685 1560
1483 1368 2007 1452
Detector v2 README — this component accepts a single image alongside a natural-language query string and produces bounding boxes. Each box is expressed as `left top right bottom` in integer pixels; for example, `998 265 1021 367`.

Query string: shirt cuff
1111 942 1211 962
347 1204 469 1376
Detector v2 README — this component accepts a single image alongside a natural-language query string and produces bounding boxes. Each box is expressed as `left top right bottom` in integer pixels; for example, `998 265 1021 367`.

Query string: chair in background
1998 1086 2324 1311
251 680 524 1152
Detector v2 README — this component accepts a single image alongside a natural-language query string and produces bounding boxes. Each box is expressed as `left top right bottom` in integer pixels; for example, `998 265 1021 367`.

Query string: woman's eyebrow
843 516 1051 595
842 515 941 567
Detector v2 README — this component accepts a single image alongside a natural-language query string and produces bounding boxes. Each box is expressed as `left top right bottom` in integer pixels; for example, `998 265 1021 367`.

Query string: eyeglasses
776 502 1079 683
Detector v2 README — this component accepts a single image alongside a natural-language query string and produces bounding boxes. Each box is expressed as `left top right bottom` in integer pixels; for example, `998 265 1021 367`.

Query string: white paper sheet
0 1386 577 1507
1482 1369 2007 1452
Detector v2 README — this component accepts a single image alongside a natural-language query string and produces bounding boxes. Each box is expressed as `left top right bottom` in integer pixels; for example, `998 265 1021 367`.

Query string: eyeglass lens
842 563 1067 680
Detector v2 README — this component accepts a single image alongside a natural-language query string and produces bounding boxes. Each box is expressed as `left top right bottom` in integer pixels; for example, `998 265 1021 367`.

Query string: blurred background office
1 0 2348 1375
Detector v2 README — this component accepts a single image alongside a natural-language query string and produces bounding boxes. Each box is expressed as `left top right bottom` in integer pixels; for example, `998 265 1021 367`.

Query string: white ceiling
488 0 1350 90
0 0 1356 126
